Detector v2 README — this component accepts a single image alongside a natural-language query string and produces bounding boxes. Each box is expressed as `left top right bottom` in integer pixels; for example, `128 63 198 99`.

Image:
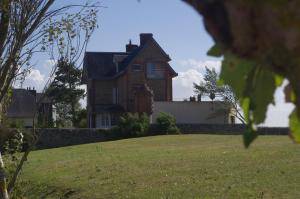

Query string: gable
82 34 178 83
124 38 177 77
135 38 171 62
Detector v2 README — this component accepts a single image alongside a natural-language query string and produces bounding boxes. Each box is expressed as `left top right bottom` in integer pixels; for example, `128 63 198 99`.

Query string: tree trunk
8 150 30 193
0 153 9 199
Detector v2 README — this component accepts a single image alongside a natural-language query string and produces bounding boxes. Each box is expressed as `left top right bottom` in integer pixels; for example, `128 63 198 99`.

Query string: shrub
116 112 150 138
156 112 180 134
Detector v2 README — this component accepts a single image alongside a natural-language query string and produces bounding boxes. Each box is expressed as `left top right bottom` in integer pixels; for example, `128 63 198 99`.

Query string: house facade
82 33 178 128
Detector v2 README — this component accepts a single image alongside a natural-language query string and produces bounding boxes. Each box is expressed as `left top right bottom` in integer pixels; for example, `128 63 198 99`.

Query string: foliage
37 113 54 128
44 4 97 127
184 0 300 146
194 67 245 124
0 1 99 197
46 59 85 127
74 108 87 128
0 128 23 158
194 67 219 101
156 112 180 134
54 103 72 128
220 53 279 147
116 113 150 137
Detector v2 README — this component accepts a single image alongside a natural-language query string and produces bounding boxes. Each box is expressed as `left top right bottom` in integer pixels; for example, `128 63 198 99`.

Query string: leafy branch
184 0 299 147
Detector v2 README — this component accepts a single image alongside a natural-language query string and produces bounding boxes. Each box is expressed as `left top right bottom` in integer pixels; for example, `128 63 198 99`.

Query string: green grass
16 135 300 199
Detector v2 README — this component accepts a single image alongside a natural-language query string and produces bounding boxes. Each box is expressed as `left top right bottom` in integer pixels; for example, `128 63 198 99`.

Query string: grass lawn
15 134 300 199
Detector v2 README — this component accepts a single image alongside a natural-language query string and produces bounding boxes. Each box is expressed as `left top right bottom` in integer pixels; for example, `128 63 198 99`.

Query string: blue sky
22 0 294 126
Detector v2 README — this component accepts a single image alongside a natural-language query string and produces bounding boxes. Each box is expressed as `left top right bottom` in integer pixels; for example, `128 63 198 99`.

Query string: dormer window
146 63 164 79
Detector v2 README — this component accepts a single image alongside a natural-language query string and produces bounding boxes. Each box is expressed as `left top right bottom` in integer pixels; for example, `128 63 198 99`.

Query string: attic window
146 63 164 79
132 64 142 71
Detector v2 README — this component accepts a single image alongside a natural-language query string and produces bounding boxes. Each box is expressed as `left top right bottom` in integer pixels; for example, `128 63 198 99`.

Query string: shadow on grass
13 180 78 199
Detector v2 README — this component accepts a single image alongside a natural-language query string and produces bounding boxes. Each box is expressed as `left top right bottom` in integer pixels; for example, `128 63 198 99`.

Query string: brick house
82 33 178 128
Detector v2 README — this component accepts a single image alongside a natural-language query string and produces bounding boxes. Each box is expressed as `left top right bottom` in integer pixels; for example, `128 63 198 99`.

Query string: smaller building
152 101 235 124
6 88 53 127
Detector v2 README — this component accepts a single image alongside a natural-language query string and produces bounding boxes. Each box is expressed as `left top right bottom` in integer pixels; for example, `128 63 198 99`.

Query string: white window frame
96 113 111 129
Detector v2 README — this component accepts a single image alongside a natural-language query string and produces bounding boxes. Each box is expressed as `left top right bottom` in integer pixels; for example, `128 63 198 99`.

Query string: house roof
82 52 129 82
82 34 177 83
7 89 36 118
7 89 52 118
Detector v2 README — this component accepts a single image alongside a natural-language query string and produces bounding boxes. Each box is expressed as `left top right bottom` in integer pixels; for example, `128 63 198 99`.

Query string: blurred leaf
241 97 250 123
289 110 300 143
220 53 254 98
207 43 223 57
284 83 296 103
243 126 258 148
275 75 284 87
250 67 276 124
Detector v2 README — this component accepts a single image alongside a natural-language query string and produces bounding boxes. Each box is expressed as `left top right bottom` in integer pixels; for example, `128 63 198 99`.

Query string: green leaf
243 128 258 148
220 53 254 98
241 97 250 123
250 67 276 124
221 53 278 124
289 110 300 143
274 75 284 87
207 43 223 57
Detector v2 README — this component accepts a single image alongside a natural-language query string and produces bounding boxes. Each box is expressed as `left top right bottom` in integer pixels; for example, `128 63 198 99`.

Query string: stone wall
35 128 113 150
176 124 289 135
35 125 289 150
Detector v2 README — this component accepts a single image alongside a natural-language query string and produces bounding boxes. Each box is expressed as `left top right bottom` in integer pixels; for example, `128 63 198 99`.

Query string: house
82 33 178 128
7 88 53 127
152 101 236 124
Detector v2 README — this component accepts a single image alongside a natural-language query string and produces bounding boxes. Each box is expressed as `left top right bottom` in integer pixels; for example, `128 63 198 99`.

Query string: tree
194 67 219 101
193 67 245 124
47 59 85 127
0 1 99 198
184 0 300 147
74 108 87 128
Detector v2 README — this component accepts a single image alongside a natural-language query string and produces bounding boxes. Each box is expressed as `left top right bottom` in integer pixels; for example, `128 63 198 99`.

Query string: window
132 64 142 71
146 63 164 79
111 114 117 126
96 113 111 128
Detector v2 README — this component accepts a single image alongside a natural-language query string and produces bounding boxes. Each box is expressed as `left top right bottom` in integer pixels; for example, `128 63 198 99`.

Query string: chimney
28 87 36 97
126 40 138 53
140 33 153 46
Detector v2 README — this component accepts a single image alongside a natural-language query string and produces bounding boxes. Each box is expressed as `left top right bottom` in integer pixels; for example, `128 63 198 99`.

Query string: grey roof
82 52 128 82
7 89 36 118
7 89 52 118
82 34 176 83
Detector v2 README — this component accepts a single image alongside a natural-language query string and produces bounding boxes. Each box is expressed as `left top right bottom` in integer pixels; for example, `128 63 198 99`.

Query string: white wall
152 101 231 124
